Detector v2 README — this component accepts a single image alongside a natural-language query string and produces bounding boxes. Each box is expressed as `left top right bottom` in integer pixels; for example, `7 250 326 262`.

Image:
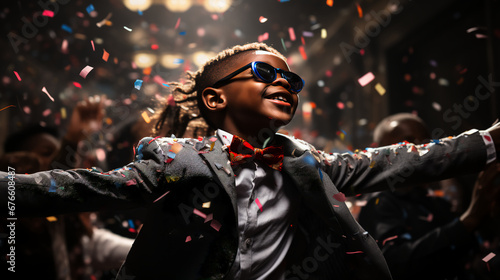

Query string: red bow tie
228 135 284 171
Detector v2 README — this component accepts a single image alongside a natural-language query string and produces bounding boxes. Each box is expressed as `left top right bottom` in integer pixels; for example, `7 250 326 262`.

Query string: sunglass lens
284 73 303 92
254 63 276 82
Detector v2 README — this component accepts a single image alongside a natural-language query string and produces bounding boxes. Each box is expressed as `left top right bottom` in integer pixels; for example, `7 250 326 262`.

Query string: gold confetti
46 216 58 222
375 83 386 96
202 202 211 208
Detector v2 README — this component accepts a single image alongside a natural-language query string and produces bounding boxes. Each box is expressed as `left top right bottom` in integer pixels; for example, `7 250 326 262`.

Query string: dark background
0 0 499 162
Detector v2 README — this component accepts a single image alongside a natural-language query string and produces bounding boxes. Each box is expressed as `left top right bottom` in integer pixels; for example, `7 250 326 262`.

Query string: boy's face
217 51 299 131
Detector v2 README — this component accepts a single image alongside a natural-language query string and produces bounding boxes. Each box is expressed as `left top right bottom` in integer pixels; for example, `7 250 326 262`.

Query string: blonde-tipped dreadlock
153 42 286 138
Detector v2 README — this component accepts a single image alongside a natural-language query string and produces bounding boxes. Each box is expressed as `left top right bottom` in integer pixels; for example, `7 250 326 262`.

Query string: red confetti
0 105 16 112
289 27 296 41
356 3 363 18
210 220 221 231
299 46 307 60
382 235 398 246
13 71 21 81
185 236 192 242
175 17 181 29
42 10 54 17
91 40 95 51
326 0 333 6
73 82 82 88
346 251 364 254
102 49 109 61
333 192 346 202
255 198 263 212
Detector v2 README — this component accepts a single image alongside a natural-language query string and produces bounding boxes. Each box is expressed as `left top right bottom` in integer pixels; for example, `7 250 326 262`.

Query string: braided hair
153 42 286 138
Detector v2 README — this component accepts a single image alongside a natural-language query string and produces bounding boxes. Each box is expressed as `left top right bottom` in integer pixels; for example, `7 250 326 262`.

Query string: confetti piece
73 82 82 88
153 191 170 203
61 24 72 33
321 28 327 39
369 161 376 168
86 4 95 14
13 71 21 81
281 38 287 52
185 236 192 242
356 3 363 18
49 179 57 192
210 220 221 231
46 216 58 222
193 208 207 219
382 235 398 246
96 148 106 162
333 192 346 202
102 49 109 61
346 251 364 254
258 32 269 42
153 75 168 86
91 40 95 51
61 39 68 53
79 65 94 78
482 252 496 262
299 45 307 60
432 102 441 111
141 111 151 123
303 31 313 37
375 83 386 95
42 87 55 102
175 17 181 29
43 109 51 117
134 79 143 90
202 202 211 208
259 16 268 23
0 105 16 112
42 10 54 17
179 31 186 36
337 102 345 110
255 198 263 212
358 72 375 87
124 26 132 32
125 179 137 186
289 27 296 41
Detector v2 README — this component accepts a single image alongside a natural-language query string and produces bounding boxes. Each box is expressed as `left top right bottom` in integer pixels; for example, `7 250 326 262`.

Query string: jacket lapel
198 137 237 217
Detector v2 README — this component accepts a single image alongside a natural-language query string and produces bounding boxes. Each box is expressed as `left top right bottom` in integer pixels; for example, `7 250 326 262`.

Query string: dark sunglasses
212 61 305 93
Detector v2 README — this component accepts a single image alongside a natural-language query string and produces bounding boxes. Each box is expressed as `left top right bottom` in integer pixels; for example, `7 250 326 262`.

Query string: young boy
2 42 499 280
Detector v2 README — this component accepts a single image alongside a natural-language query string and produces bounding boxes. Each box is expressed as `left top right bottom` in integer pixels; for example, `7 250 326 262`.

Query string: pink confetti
41 87 54 102
210 220 221 231
42 10 54 17
102 49 109 62
289 27 296 41
185 236 192 242
91 40 95 51
193 208 207 219
482 252 496 262
333 192 346 202
382 235 398 246
204 213 213 223
125 179 137 186
258 32 269 42
61 39 68 54
259 16 268 23
13 71 21 81
73 82 82 88
153 191 170 203
175 17 181 29
79 65 94 78
96 148 106 162
346 251 364 254
42 109 51 117
358 72 375 87
153 75 168 86
255 198 263 212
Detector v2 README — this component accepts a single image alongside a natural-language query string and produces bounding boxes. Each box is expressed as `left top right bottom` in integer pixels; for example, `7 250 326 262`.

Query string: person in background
357 113 500 279
0 96 133 280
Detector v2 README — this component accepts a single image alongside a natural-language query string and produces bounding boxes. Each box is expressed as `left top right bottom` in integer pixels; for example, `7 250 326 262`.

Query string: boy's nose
271 75 292 91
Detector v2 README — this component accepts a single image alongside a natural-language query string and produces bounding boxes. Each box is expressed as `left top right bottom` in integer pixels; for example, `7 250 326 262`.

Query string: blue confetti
138 10 143 16
49 179 57 192
179 31 186 35
61 24 72 33
173 58 184 64
318 167 323 181
167 151 176 159
128 219 135 229
134 79 143 90
162 83 170 87
86 4 95 14
136 143 144 160
302 154 317 167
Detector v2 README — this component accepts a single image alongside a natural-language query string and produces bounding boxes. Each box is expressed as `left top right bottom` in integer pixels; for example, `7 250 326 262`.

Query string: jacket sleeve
0 137 180 216
312 130 490 196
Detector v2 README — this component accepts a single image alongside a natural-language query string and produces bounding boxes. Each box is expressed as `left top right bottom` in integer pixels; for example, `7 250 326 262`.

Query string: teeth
272 96 287 102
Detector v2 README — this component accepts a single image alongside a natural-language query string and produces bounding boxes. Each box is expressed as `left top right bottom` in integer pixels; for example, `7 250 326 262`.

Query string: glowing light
123 0 153 11
164 0 192 12
134 52 157 68
192 51 216 68
160 54 182 69
203 0 232 13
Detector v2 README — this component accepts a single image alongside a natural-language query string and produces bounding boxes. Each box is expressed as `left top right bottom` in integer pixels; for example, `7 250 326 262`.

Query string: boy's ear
201 87 227 112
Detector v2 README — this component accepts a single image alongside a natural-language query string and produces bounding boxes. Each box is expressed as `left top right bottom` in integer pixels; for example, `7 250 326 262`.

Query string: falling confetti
91 40 95 51
0 105 16 112
382 235 398 246
358 72 375 87
185 236 192 242
333 192 346 202
123 26 132 32
61 24 72 33
13 71 21 81
42 10 54 17
356 3 363 18
141 111 151 123
326 0 334 7
73 82 82 88
79 65 94 78
259 16 268 23
482 252 496 262
321 28 327 39
46 216 58 222
175 17 181 29
42 87 55 102
255 198 263 212
202 202 211 208
134 79 143 90
102 49 109 61
375 83 386 95
289 27 296 41
210 220 221 231
299 45 307 60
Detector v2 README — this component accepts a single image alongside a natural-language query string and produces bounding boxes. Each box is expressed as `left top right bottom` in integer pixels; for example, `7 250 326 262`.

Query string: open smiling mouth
263 93 292 107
